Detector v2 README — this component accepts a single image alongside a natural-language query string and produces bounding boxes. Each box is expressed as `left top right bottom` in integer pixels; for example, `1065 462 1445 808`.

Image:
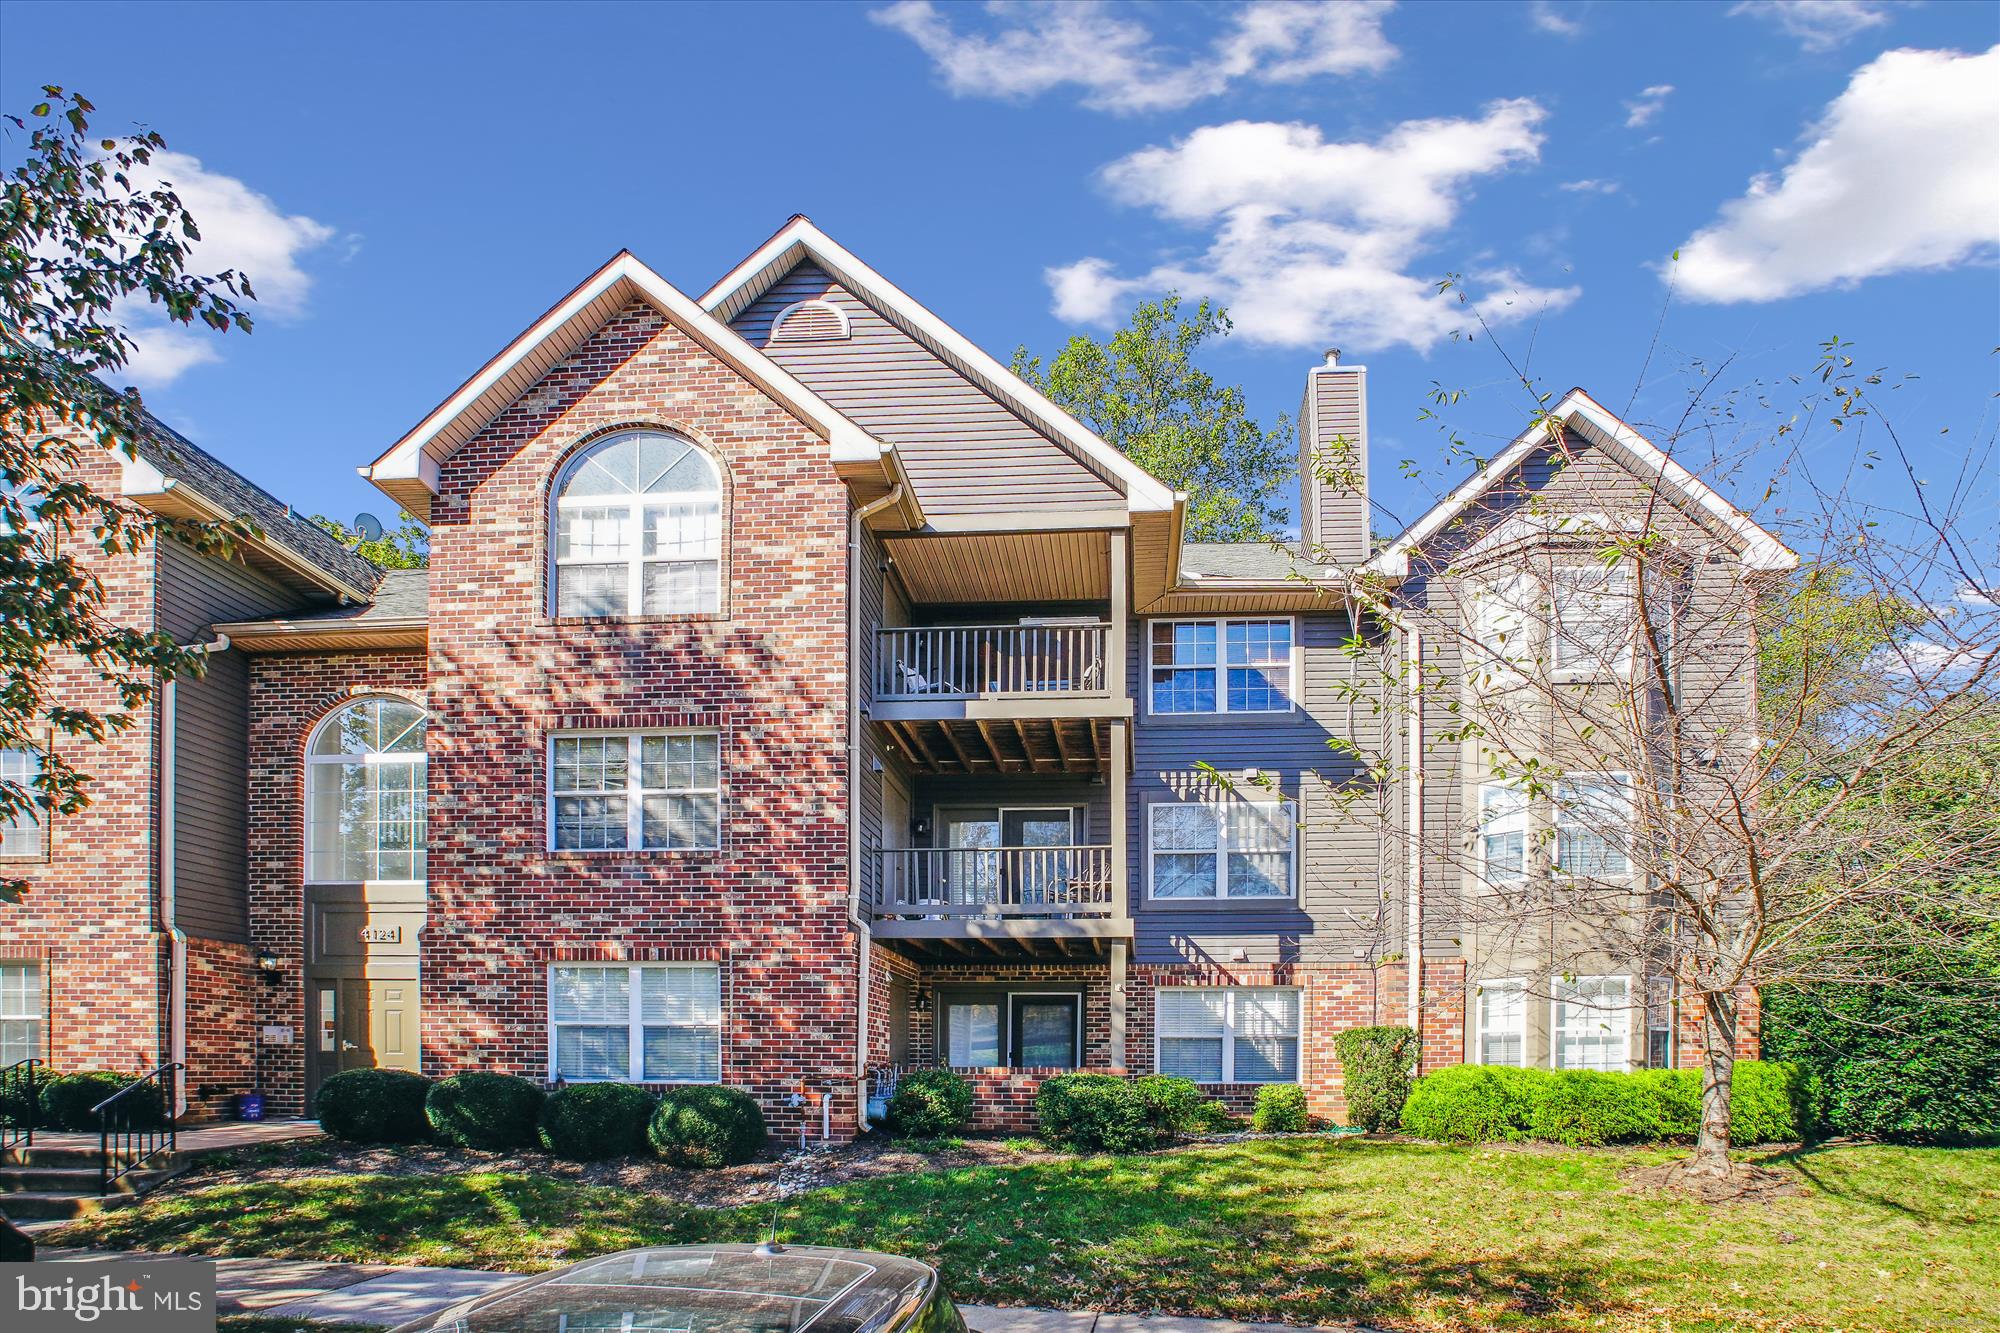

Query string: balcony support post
1108 939 1129 1074
1107 530 1128 699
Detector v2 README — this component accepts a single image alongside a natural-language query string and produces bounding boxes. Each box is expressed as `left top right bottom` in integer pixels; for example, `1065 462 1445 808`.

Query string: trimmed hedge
425 1072 546 1151
1034 1073 1223 1153
886 1069 973 1138
1400 1060 1818 1146
316 1068 433 1143
38 1072 163 1132
1253 1083 1312 1132
538 1082 657 1160
1334 1026 1418 1131
648 1086 767 1167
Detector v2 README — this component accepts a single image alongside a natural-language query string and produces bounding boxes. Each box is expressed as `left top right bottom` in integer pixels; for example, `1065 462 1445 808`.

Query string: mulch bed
1620 1160 1809 1205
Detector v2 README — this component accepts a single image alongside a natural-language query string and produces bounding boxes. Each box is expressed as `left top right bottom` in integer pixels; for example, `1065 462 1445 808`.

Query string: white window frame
0 961 44 1065
1146 616 1299 716
547 730 721 853
0 748 44 859
1467 574 1538 687
1145 798 1297 901
1153 986 1302 1084
1550 564 1635 679
1474 978 1527 1068
546 962 721 1085
1550 974 1633 1072
1554 771 1633 878
304 698 427 886
1477 783 1529 885
548 431 723 620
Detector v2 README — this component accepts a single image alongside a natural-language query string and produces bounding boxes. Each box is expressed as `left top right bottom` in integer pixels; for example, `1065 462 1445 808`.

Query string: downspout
1405 627 1424 1036
848 486 904 1130
161 633 231 1118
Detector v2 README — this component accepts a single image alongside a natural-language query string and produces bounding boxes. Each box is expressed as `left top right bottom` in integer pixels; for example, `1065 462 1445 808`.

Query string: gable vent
769 298 850 343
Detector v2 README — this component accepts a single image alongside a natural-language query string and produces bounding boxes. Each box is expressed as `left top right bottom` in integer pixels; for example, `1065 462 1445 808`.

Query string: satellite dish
353 512 385 542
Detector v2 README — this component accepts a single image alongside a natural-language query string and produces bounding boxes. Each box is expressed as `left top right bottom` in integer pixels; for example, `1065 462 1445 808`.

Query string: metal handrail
877 845 1115 917
93 1061 181 1194
1 1057 41 1151
876 623 1111 699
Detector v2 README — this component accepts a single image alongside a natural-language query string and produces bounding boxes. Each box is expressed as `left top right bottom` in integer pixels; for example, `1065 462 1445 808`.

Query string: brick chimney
1298 349 1369 564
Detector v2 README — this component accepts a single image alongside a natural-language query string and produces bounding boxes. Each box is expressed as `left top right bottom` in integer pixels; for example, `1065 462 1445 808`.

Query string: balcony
870 846 1129 951
872 623 1124 726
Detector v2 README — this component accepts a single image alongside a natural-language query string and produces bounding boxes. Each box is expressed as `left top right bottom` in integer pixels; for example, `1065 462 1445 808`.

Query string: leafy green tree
1013 296 1291 542
313 512 429 569
1 88 255 903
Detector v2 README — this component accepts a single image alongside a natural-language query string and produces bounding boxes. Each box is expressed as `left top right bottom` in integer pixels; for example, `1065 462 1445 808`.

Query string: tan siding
733 263 1126 518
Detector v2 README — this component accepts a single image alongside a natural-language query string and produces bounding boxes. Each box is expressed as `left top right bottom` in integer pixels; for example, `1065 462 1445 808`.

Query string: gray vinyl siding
155 539 306 943
911 777 1111 848
1127 611 1391 965
1304 368 1369 563
731 262 1126 518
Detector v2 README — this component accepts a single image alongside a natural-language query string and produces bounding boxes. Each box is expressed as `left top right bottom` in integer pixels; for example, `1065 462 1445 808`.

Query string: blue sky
2 0 1995 541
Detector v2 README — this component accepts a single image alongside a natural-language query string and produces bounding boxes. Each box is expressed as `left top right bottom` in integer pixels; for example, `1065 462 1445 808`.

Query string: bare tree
1307 344 1998 1181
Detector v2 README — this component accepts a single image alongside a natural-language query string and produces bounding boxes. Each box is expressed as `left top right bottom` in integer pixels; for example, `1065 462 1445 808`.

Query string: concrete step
0 1189 141 1221
0 1165 178 1195
0 1144 172 1169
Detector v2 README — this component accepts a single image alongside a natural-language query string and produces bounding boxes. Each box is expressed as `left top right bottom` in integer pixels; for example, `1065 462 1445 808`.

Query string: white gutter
847 486 905 1129
160 633 231 1117
1405 627 1424 1035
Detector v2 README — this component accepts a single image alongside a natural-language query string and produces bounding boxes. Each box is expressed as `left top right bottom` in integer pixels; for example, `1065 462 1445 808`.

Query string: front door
308 978 419 1105
1002 808 1073 905
1011 995 1081 1068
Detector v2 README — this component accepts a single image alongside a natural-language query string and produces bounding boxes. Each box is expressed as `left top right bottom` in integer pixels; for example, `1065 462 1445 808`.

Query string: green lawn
52 1139 2000 1331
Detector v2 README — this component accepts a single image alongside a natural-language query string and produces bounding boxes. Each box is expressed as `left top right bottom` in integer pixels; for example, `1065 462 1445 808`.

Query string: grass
50 1139 2000 1331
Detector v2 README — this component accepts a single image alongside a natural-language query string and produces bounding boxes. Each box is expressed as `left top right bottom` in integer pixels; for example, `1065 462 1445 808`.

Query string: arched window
307 697 426 883
551 431 722 618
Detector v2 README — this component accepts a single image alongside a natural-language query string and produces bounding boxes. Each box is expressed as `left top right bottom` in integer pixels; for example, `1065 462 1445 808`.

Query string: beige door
309 978 419 1105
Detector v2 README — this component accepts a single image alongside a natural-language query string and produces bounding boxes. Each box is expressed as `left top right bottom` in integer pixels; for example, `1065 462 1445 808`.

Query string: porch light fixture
912 989 930 1013
256 949 283 986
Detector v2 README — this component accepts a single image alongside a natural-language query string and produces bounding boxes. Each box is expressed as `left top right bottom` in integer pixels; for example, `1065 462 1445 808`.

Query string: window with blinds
1552 974 1632 1072
548 963 720 1083
1476 979 1526 1067
1155 987 1300 1084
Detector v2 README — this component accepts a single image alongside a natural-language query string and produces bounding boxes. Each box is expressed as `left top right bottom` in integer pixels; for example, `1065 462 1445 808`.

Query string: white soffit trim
366 250 885 497
700 217 1178 515
1366 388 1796 577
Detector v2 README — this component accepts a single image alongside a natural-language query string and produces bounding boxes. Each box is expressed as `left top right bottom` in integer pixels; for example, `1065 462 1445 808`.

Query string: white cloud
1729 1 1896 52
1623 84 1673 129
1675 45 2000 304
1559 178 1621 194
109 150 336 388
1048 102 1580 351
1528 1 1584 37
869 0 1397 114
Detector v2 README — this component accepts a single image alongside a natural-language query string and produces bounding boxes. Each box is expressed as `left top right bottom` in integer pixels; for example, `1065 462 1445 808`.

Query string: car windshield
409 1247 936 1333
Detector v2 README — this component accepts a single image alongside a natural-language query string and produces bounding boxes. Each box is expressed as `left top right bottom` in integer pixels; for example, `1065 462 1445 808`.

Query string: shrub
1035 1074 1158 1153
1334 1026 1418 1131
648 1086 767 1167
1765 978 1997 1143
1186 1097 1238 1133
425 1072 545 1151
38 1071 162 1132
1400 1065 1546 1143
538 1082 657 1160
886 1069 973 1138
1131 1075 1217 1135
0 1065 41 1126
1252 1083 1312 1132
316 1068 432 1143
1399 1061 1818 1146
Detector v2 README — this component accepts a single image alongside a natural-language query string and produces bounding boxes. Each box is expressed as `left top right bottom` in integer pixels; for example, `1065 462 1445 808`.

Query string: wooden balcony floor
877 716 1114 775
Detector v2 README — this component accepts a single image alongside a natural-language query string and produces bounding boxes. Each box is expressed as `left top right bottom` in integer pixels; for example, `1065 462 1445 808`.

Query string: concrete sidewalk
37 1247 1362 1331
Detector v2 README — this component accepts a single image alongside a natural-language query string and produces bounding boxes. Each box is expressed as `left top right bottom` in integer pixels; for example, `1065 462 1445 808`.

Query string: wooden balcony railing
875 846 1116 918
875 624 1110 701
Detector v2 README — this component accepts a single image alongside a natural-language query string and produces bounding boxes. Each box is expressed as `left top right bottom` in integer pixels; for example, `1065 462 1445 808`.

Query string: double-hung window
0 749 43 857
1555 773 1632 877
552 431 722 618
1149 618 1294 714
1476 979 1526 1066
1478 784 1529 884
1552 974 1631 1071
551 732 720 851
0 962 42 1065
1551 565 1633 676
1155 987 1300 1083
549 963 720 1083
1148 799 1295 900
1468 575 1537 685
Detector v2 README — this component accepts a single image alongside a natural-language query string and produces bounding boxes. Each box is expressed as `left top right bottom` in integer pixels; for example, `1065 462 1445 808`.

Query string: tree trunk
1690 989 1738 1177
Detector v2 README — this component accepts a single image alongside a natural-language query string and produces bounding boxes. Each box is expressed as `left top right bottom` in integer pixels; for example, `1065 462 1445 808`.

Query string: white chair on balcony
894 662 963 697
